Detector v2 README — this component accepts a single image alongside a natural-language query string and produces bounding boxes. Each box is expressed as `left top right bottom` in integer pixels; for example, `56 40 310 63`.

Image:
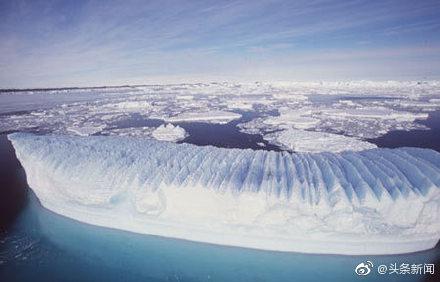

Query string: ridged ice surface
9 133 440 255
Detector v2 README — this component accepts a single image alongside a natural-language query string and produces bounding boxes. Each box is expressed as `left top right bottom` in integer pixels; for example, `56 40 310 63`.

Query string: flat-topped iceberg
8 133 440 255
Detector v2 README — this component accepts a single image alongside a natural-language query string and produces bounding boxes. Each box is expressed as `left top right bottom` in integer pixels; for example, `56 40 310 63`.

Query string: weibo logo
355 261 373 276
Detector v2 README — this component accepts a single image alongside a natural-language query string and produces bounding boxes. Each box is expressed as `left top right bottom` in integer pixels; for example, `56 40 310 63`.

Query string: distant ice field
1 81 440 153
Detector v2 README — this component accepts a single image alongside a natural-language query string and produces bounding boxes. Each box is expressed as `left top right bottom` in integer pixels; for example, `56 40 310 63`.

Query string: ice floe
165 110 241 124
101 126 155 137
66 125 105 136
262 107 321 130
265 128 377 153
151 123 187 142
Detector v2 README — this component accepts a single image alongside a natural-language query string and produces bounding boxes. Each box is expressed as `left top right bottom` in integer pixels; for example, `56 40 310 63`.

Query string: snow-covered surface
151 124 187 142
225 99 255 110
265 128 377 153
166 110 241 124
67 124 106 136
9 133 440 255
262 107 321 130
100 126 155 137
238 102 432 140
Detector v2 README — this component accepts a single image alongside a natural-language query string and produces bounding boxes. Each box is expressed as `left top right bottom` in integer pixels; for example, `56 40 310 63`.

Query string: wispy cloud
1 0 440 87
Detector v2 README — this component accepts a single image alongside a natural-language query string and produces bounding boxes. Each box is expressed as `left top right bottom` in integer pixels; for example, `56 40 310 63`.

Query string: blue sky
1 0 440 88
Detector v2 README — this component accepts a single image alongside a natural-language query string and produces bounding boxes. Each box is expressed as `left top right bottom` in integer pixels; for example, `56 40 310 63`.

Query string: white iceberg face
151 123 187 142
265 128 377 153
9 133 440 255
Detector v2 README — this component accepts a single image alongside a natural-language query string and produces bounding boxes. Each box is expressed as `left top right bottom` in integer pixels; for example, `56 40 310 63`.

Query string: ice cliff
8 133 440 255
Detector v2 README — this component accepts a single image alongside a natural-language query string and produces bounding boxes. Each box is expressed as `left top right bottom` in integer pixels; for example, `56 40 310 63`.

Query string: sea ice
110 101 151 111
226 100 254 110
239 102 432 141
1 81 438 141
67 124 106 136
263 107 320 130
101 126 155 137
165 110 241 124
151 124 187 142
9 133 440 255
265 128 377 153
320 106 429 122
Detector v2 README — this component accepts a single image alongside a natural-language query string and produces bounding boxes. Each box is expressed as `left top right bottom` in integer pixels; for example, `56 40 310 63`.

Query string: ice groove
9 133 440 204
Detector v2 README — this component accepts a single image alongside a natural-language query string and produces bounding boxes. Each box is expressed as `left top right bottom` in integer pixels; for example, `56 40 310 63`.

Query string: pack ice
8 133 440 255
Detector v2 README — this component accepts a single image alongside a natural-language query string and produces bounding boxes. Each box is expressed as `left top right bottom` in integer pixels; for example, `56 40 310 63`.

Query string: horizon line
2 79 440 93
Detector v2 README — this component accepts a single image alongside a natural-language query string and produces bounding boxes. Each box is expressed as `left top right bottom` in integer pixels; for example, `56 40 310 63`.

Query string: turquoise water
0 190 438 282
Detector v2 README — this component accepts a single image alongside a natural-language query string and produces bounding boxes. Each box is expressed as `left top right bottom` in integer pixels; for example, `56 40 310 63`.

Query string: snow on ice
264 128 377 153
165 110 241 124
151 123 187 142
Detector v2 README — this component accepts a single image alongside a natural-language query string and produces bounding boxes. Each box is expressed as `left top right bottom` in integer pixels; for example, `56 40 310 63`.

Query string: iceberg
8 133 440 255
151 123 187 142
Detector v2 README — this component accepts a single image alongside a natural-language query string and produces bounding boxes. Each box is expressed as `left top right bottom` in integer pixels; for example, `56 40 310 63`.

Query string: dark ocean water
105 110 283 151
1 111 440 281
369 110 440 153
176 110 282 151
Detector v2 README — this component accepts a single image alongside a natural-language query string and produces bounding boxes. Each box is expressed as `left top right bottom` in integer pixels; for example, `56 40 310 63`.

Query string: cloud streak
1 0 440 87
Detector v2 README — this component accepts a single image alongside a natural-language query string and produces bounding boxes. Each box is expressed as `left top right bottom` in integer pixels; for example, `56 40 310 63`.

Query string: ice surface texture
264 128 376 152
9 133 440 255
